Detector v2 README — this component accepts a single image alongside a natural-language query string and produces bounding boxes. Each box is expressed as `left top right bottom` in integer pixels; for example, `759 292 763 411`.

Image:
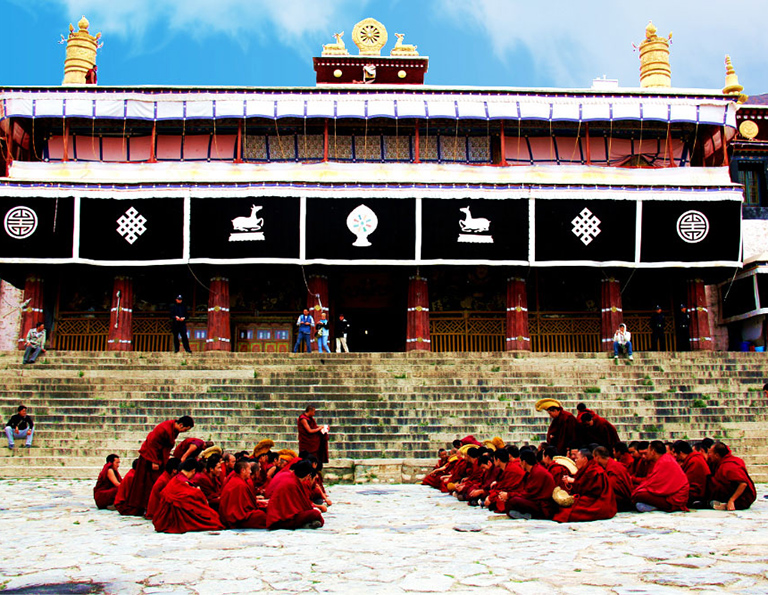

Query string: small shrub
584 387 601 394
78 370 85 378
490 366 501 373
691 399 706 408
394 373 407 379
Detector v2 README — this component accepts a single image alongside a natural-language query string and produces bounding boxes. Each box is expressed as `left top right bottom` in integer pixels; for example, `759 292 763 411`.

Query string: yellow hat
448 454 458 463
490 436 506 450
535 398 562 412
482 441 497 451
552 486 574 507
278 448 297 462
458 444 475 456
200 445 222 459
251 439 275 459
553 455 578 475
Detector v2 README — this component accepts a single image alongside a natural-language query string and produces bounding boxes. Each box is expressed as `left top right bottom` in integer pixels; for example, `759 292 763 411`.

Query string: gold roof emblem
739 120 759 140
352 18 388 56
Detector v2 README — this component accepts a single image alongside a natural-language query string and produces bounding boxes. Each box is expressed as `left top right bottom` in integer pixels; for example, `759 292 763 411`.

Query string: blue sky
4 0 767 93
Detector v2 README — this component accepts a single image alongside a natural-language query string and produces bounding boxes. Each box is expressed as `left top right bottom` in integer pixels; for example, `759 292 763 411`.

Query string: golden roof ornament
638 20 672 88
321 32 349 56
62 15 101 85
352 18 388 56
739 120 759 140
722 55 747 103
390 33 419 56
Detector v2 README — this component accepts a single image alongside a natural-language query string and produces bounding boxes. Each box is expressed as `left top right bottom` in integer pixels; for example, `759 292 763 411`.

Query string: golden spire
638 20 672 88
62 15 101 85
722 55 744 95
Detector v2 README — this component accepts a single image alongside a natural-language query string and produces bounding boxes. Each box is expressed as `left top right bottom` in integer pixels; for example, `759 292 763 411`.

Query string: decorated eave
0 86 739 127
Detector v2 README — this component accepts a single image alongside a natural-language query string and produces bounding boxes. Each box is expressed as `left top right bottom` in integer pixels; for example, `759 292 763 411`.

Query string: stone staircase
0 350 765 483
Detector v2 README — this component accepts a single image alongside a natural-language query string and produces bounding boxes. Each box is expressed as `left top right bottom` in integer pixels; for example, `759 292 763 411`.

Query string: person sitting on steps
613 323 633 362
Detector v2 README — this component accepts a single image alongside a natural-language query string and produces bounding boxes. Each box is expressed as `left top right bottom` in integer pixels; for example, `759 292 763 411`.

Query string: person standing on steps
649 305 665 351
613 323 633 361
298 406 329 467
336 314 350 353
676 304 691 351
315 312 331 354
293 308 314 353
170 295 192 354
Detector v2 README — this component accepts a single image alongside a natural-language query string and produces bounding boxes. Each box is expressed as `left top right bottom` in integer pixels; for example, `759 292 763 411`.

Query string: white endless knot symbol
4 206 38 240
571 208 602 245
676 210 709 244
116 207 147 245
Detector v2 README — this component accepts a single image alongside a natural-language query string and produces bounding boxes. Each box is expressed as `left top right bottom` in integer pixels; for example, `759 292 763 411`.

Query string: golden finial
78 16 89 31
723 55 745 96
639 21 672 88
645 21 657 39
62 15 100 85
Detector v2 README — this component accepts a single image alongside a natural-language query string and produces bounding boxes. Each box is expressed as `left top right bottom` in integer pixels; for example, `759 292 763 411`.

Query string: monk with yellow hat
535 398 577 455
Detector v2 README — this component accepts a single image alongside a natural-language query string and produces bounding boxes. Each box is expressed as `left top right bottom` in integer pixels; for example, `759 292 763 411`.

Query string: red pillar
687 279 713 351
307 275 329 319
18 275 43 350
107 276 133 351
600 278 623 352
206 277 231 351
505 277 530 351
406 275 430 351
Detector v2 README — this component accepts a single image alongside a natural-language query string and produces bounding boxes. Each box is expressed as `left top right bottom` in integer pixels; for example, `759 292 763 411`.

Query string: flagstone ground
1 480 767 594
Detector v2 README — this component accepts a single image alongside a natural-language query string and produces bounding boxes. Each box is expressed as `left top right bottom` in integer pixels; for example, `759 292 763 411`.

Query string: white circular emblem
4 206 38 240
676 210 709 244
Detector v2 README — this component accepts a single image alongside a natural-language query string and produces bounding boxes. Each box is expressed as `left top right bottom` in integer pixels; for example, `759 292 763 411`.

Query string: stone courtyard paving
1 481 768 595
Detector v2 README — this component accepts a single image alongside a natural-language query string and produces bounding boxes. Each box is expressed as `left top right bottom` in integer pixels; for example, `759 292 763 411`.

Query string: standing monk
126 416 194 515
707 442 756 511
536 399 577 455
298 406 329 466
93 454 122 509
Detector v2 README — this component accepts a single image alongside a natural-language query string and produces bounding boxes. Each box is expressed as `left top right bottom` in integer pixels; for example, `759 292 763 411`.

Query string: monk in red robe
93 454 122 510
578 413 620 449
440 447 472 493
219 461 268 529
632 441 689 512
452 436 483 448
672 440 711 506
593 446 634 512
114 460 142 516
505 450 556 520
172 437 212 462
485 448 525 512
541 446 574 490
266 461 324 530
707 442 756 510
145 458 180 520
464 455 500 505
298 406 329 465
422 449 452 488
613 443 634 469
126 416 194 515
152 459 223 533
554 449 616 522
545 405 577 455
629 441 655 485
453 449 483 500
193 455 223 511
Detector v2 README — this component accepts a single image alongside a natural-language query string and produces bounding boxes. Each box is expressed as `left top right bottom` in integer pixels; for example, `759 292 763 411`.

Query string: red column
307 275 329 319
206 277 231 352
687 279 713 351
505 277 530 351
406 275 430 351
600 278 623 352
107 276 133 351
18 275 43 350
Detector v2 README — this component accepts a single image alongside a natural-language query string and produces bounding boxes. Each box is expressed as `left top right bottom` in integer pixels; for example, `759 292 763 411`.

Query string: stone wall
742 219 768 261
707 284 729 351
0 281 22 351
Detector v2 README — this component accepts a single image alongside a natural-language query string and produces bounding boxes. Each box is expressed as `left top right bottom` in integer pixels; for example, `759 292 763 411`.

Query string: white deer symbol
232 205 264 232
459 206 490 233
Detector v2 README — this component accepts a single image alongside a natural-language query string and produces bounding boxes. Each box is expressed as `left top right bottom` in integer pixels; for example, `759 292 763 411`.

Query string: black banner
421 198 528 261
79 198 184 261
535 199 636 262
0 197 74 259
190 196 300 259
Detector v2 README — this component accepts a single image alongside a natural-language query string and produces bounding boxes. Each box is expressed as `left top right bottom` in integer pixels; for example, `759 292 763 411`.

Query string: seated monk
114 459 142 516
422 448 452 489
219 460 267 529
629 441 655 485
593 446 634 512
152 459 223 533
632 441 689 512
440 445 473 493
220 452 236 487
306 456 332 507
707 442 756 511
454 451 488 501
93 454 122 510
466 455 500 506
541 446 575 490
193 455 223 511
672 440 711 507
172 437 213 462
485 447 524 512
266 460 324 530
554 448 616 523
613 442 634 469
505 450 556 520
251 440 276 492
145 458 180 520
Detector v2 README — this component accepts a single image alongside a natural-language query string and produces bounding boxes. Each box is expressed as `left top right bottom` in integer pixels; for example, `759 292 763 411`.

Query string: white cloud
440 0 768 91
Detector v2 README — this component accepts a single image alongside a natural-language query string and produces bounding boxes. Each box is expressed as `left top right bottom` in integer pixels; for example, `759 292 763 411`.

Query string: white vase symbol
346 204 378 247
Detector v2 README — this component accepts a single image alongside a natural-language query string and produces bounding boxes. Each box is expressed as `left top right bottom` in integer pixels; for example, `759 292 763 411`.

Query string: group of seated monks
422 398 757 522
92 416 331 533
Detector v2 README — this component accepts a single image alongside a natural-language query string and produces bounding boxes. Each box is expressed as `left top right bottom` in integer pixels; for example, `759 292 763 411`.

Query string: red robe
93 463 122 509
680 451 711 504
266 472 323 530
507 464 556 519
152 474 223 534
193 471 222 510
219 475 267 529
297 413 328 463
458 435 482 446
172 437 205 460
145 471 174 520
581 417 620 449
633 453 689 512
422 458 455 489
440 458 469 493
455 461 482 495
618 453 634 469
630 457 656 485
709 454 756 510
546 461 572 490
547 411 577 455
487 461 525 512
604 458 634 511
114 469 142 516
127 420 179 513
554 459 617 523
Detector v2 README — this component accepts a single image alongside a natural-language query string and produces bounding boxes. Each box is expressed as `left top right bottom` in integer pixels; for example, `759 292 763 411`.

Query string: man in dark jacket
170 295 192 354
650 305 665 351
5 405 34 449
676 304 690 351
